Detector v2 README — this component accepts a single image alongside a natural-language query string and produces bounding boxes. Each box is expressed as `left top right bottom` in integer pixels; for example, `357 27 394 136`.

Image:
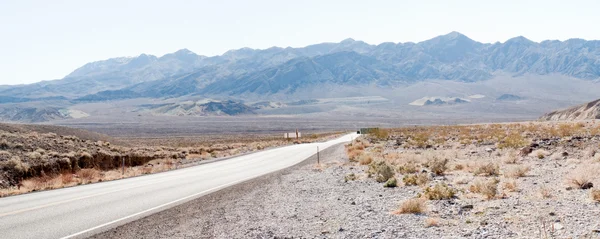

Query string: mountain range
1 31 600 123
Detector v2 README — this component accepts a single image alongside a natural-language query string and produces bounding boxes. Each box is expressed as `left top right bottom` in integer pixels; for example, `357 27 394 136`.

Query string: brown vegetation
394 198 426 214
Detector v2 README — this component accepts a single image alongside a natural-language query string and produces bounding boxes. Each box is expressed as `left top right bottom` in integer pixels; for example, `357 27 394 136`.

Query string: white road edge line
60 141 341 239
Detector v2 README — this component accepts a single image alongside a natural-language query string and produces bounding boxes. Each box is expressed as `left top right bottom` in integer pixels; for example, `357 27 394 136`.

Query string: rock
561 152 569 157
566 186 574 191
460 205 474 212
350 201 356 205
581 182 594 189
485 148 494 153
549 212 556 216
520 147 533 156
553 223 564 230
530 143 540 148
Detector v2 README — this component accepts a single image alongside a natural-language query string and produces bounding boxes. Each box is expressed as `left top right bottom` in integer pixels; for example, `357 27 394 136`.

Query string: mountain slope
540 99 600 121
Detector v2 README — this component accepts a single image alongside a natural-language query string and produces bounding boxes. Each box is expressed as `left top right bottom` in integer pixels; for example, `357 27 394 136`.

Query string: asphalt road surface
0 133 357 239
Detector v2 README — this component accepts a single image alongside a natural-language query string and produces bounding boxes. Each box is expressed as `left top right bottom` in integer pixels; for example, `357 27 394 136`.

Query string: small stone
581 182 594 190
553 223 564 230
351 201 356 205
461 205 474 210
549 212 556 216
562 152 569 157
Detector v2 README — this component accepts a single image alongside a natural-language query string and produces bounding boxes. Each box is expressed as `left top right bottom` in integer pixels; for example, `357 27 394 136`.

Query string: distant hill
496 94 523 101
540 99 600 121
141 100 256 116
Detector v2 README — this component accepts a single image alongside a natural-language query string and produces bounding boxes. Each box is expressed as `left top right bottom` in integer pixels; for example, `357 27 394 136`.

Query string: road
0 133 357 239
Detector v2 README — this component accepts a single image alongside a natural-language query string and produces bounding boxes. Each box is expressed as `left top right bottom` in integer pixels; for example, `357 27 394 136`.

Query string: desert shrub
565 167 595 189
370 128 389 140
591 189 600 202
394 198 426 214
398 163 419 174
556 123 582 137
409 132 430 148
358 154 373 165
35 148 46 155
368 161 395 183
502 151 519 164
402 173 429 186
426 157 448 176
0 139 11 150
0 150 12 160
344 173 357 182
422 183 456 200
2 156 30 175
498 133 528 149
454 164 465 170
473 162 500 176
384 177 398 188
502 180 518 192
504 165 530 178
469 178 499 200
27 151 42 161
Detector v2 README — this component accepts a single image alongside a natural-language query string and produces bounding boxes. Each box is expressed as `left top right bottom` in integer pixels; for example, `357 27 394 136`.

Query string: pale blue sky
1 0 599 85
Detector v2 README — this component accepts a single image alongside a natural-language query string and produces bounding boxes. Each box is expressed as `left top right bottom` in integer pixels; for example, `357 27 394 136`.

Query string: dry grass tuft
498 133 528 149
591 189 600 202
358 154 373 165
424 217 440 228
473 162 500 176
426 157 448 176
531 149 549 159
565 166 596 189
539 186 552 199
394 198 426 214
504 165 530 178
469 178 499 200
77 168 101 183
502 180 518 192
502 151 519 164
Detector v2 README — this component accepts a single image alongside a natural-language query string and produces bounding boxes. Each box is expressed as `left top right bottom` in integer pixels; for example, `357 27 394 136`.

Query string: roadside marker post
122 157 125 176
317 146 320 165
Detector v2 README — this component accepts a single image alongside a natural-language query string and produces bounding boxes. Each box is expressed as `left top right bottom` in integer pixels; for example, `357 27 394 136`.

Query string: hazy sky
1 0 599 85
